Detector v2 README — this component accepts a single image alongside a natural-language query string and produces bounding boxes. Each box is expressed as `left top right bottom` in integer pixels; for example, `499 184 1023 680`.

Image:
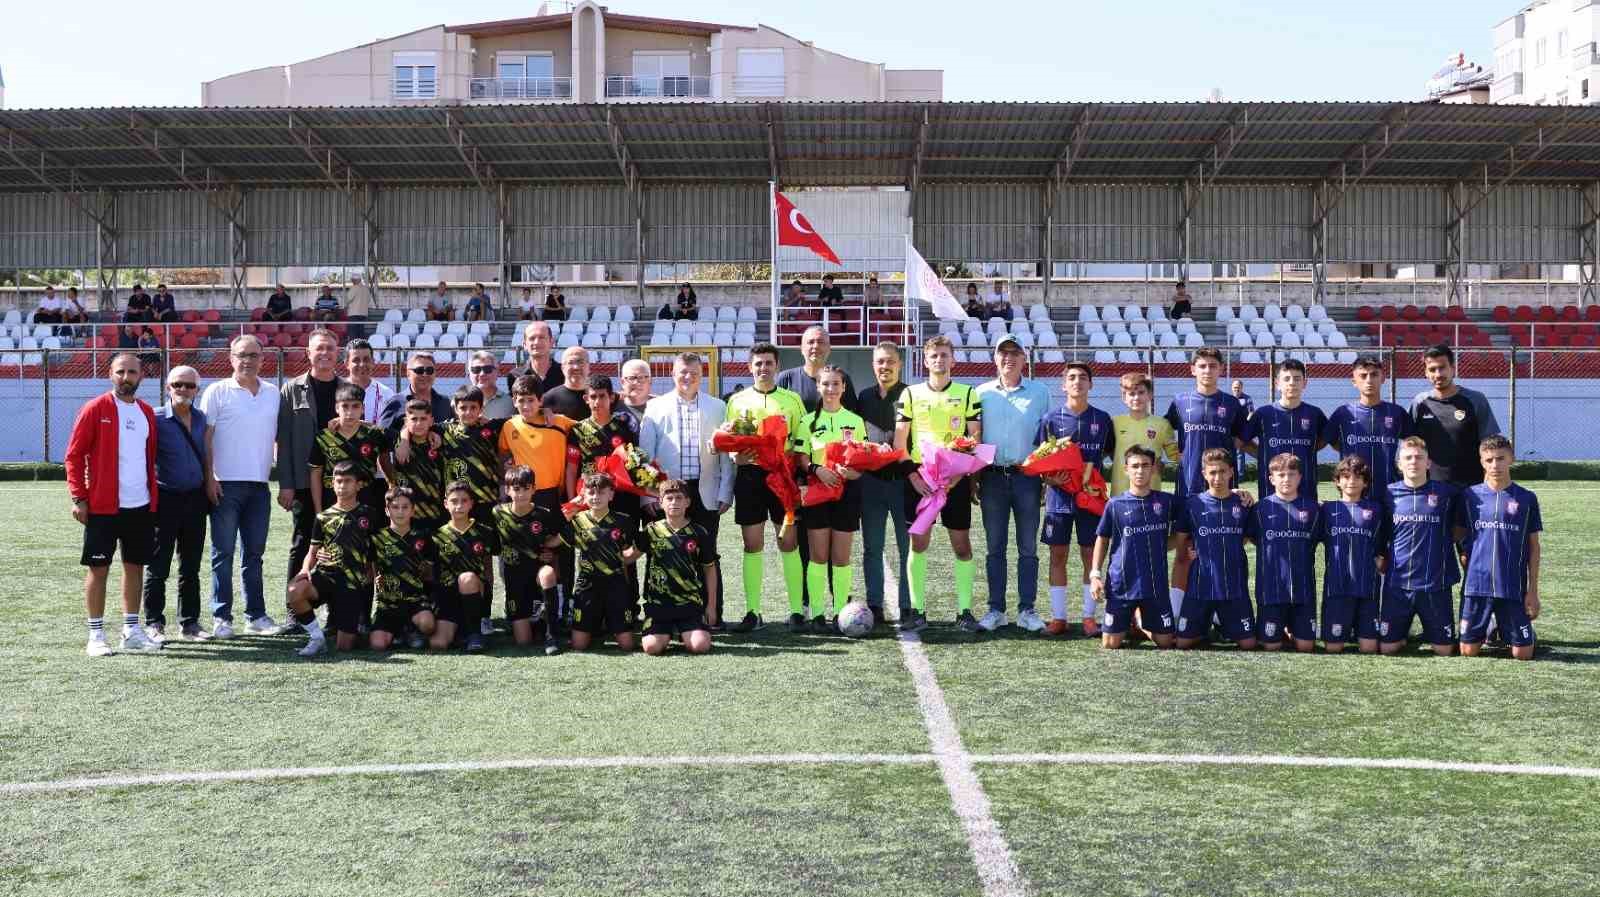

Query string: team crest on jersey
358 516 371 529
1330 623 1344 637
1146 428 1157 441
360 443 374 457
950 415 962 431
1232 505 1242 518
685 539 698 553
1215 406 1227 418
567 446 581 461
610 528 623 541
413 538 427 552
530 521 543 534
1507 499 1519 513
1427 494 1439 507
1300 418 1311 430
1383 416 1394 429
1152 501 1164 514
471 541 486 554
1090 423 1100 434
427 448 440 460
1361 508 1373 520
480 427 493 439
1297 510 1309 521
1454 409 1467 421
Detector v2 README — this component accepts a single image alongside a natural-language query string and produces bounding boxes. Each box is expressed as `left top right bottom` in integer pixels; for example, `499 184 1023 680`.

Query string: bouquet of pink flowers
909 438 995 536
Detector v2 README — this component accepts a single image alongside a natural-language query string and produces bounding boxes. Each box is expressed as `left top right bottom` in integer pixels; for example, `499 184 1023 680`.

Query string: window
1559 29 1568 57
393 52 438 99
1536 37 1547 67
494 53 556 97
735 48 785 96
632 51 691 96
1584 79 1590 100
1557 90 1569 105
1497 48 1522 74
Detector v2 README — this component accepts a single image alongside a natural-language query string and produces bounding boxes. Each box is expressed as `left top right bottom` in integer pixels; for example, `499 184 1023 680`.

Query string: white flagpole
769 180 779 345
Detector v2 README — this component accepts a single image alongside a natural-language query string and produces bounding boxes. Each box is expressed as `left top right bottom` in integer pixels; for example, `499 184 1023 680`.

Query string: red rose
567 447 581 461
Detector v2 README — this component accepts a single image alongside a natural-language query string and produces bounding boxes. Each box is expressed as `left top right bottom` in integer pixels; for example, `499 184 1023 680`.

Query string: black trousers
287 488 316 587
143 487 209 627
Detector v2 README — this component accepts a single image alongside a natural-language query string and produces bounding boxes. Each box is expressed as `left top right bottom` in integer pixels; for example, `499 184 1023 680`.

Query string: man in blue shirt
1381 437 1466 656
1457 435 1543 660
1316 455 1387 655
1230 379 1255 419
1323 356 1414 495
1242 359 1326 502
1163 347 1247 620
143 366 211 642
1246 453 1321 653
1036 361 1115 637
1171 448 1256 651
1090 446 1177 650
975 335 1052 633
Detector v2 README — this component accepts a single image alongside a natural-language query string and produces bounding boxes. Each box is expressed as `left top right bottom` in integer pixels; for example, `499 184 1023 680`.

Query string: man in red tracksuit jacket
65 352 162 657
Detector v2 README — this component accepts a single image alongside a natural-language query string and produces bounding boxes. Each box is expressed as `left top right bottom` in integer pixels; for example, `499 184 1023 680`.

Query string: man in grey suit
640 352 735 627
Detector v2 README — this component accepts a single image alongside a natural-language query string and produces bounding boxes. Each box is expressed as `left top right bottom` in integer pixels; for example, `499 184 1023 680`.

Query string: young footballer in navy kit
1323 356 1414 495
1241 359 1325 502
1162 348 1248 619
1090 446 1179 650
1246 453 1321 653
1316 455 1388 655
1170 449 1257 651
1381 437 1466 657
1456 435 1542 660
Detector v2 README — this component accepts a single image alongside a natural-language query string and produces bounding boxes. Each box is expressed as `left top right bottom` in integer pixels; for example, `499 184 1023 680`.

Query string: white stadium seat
383 309 404 324
1231 330 1253 348
1112 332 1134 348
1279 332 1302 349
1328 331 1350 349
1271 320 1291 337
567 306 588 323
1238 304 1259 323
406 309 426 324
1241 350 1263 364
1262 304 1283 323
1309 304 1329 322
1077 305 1100 322
1100 305 1121 322
1337 350 1358 364
399 322 421 338
422 321 444 337
1028 304 1050 322
1134 332 1153 349
738 306 758 322
616 305 635 323
390 333 412 351
415 334 437 350
1039 350 1066 364
465 333 486 349
1286 304 1306 323
469 321 490 336
1089 332 1111 349
445 322 467 337
1215 305 1235 323
670 333 692 347
1082 321 1105 337
1094 350 1117 364
1037 330 1060 347
1118 350 1143 364
591 306 611 324
1184 332 1205 348
1254 332 1276 348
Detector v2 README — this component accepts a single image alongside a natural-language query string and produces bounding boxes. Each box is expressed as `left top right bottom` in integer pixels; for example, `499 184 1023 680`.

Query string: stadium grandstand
5 100 1600 461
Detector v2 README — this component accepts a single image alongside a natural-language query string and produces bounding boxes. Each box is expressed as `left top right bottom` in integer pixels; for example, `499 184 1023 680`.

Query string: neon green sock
954 557 975 613
806 561 829 619
782 550 804 615
909 551 927 612
742 551 764 615
830 563 852 614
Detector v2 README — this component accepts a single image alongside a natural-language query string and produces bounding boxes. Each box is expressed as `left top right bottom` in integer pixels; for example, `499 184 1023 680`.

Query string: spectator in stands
987 281 1014 322
278 329 346 601
468 349 514 418
864 274 885 307
674 283 699 320
265 284 294 322
152 284 178 323
198 334 281 638
125 284 154 323
542 345 592 421
346 274 374 337
1411 343 1501 488
313 285 341 322
344 338 394 425
117 324 140 350
818 274 845 307
542 284 569 322
427 281 453 322
508 321 564 396
33 285 63 325
137 327 161 373
464 283 490 322
964 283 989 320
619 358 654 428
786 279 808 306
1231 379 1255 418
519 286 539 320
143 365 209 642
66 352 161 657
1170 281 1193 320
379 350 454 436
62 287 88 326
778 325 857 413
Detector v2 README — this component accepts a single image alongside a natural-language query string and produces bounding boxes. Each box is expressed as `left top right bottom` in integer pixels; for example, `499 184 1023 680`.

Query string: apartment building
201 1 942 106
1491 0 1600 104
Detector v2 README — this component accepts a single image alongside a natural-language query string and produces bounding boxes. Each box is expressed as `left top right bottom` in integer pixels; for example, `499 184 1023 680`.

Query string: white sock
304 618 324 640
1169 587 1185 618
1081 584 1096 620
87 617 105 641
1049 586 1068 621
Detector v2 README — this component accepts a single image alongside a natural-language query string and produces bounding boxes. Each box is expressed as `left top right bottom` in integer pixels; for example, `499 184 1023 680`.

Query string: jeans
144 487 209 628
209 481 271 622
860 474 912 615
980 467 1042 613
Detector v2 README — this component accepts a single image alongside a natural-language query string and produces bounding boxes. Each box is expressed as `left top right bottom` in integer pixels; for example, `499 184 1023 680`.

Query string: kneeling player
1457 435 1542 661
430 481 501 652
562 473 642 651
1247 453 1320 653
494 465 564 654
369 486 440 651
1171 449 1257 650
1317 456 1384 654
286 461 376 656
1090 446 1177 649
1380 438 1464 657
641 479 720 656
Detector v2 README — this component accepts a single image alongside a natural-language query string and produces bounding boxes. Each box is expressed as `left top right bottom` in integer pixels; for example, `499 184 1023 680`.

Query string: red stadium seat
182 310 201 323
1378 305 1398 321
1537 306 1557 322
203 309 222 323
98 325 119 342
272 332 294 349
1356 306 1375 321
180 333 201 350
1400 305 1422 321
1587 305 1600 322
1491 305 1511 322
1423 305 1443 321
1514 306 1535 322
292 307 312 322
1445 306 1466 321
1562 305 1581 322
249 307 267 322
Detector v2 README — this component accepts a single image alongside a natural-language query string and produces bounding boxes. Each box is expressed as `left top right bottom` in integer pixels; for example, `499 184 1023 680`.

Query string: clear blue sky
3 0 1516 108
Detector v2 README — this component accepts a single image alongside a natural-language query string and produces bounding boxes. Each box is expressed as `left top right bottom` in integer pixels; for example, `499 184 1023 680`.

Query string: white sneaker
1016 609 1046 633
85 638 114 657
247 615 280 635
297 636 327 658
977 609 1007 631
211 618 236 640
146 624 166 645
120 628 163 653
480 618 494 637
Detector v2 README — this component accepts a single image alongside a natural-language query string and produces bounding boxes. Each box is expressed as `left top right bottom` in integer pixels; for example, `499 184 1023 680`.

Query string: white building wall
1493 2 1600 104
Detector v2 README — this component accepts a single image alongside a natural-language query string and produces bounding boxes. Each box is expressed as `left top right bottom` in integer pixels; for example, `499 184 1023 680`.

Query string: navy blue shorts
1379 588 1455 646
1460 595 1535 646
1320 593 1379 643
1103 596 1174 636
1040 508 1100 548
1176 594 1255 640
1258 603 1315 644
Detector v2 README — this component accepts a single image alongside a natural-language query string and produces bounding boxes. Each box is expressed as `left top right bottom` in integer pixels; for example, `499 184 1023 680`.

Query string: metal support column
361 184 380 296
94 190 117 312
1042 178 1054 303
225 187 247 308
497 182 513 304
1581 182 1600 307
1445 181 1466 306
1311 181 1329 306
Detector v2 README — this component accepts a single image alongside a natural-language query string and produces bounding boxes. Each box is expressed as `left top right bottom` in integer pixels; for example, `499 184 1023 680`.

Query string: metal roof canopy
3 101 1600 191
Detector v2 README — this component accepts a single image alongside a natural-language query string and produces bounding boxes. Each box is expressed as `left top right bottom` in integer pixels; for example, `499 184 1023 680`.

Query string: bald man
507 320 565 398
776 325 858 414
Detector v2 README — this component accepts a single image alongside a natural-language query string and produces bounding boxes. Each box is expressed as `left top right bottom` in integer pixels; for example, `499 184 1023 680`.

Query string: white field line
974 752 1600 779
887 559 1029 897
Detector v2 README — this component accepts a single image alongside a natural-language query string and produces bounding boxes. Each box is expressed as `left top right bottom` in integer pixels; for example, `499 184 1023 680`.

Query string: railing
604 75 711 98
1490 73 1524 102
390 78 438 100
772 303 915 348
469 77 573 100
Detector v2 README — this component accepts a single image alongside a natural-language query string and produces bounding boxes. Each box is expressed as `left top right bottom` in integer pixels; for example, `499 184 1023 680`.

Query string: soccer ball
836 601 874 638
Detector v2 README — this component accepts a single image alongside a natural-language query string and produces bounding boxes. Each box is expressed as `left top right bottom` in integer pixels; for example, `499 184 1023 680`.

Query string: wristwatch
1088 570 1103 580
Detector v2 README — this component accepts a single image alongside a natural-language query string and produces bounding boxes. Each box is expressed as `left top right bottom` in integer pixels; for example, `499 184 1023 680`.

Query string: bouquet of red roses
711 414 801 535
802 440 908 506
560 498 589 518
1020 436 1108 516
593 442 667 497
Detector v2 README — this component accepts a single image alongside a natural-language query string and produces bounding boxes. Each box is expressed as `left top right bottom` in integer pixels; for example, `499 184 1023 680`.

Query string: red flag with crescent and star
774 190 841 266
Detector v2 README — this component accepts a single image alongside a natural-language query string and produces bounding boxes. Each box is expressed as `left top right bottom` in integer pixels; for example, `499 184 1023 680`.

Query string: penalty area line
972 751 1600 780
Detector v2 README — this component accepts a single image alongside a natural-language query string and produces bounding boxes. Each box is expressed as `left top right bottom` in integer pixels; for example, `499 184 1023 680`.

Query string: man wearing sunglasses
378 351 456 437
144 365 212 642
468 349 514 418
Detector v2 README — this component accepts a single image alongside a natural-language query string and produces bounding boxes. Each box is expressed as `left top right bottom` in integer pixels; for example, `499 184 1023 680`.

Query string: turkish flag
774 191 842 266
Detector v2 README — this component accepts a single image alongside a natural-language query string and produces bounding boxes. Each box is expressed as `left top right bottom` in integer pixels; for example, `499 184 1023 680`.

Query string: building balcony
1574 42 1600 70
604 75 712 99
469 77 574 100
1491 73 1524 103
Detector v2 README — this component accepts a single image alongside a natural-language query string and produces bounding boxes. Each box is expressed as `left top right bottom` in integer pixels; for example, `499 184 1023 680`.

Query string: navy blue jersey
1322 402 1413 493
1164 391 1247 498
1242 402 1327 501
1246 494 1320 606
1174 492 1250 602
1385 479 1461 593
1095 491 1175 602
1035 403 1114 514
1457 483 1542 602
1317 498 1387 599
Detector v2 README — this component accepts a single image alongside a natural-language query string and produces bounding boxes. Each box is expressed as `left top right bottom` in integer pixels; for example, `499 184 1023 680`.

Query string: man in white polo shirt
199 334 281 639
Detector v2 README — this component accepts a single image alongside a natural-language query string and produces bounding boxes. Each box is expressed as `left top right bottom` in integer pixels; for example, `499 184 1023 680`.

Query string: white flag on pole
905 241 970 321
